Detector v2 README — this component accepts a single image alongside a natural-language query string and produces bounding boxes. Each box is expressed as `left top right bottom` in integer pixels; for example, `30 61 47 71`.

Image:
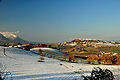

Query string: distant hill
70 39 105 44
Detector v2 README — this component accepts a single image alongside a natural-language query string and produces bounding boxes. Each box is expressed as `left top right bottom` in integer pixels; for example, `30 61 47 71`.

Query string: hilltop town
51 39 120 55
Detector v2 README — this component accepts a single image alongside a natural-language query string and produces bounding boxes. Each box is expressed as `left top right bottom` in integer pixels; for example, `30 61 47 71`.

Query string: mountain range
0 32 28 43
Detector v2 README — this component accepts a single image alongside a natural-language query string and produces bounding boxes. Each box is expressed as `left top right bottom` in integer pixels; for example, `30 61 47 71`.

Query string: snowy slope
0 46 120 80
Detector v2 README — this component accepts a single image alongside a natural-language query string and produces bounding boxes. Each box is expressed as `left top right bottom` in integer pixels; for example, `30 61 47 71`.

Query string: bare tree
82 67 114 80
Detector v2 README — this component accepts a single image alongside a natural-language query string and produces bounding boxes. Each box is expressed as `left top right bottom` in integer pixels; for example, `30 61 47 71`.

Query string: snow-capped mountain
0 31 18 40
0 33 9 41
0 31 28 43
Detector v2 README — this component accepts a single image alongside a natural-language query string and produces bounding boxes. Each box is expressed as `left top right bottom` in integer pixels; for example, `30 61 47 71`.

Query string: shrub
38 57 44 62
86 55 100 64
82 67 114 80
68 55 76 63
87 55 120 65
38 49 42 54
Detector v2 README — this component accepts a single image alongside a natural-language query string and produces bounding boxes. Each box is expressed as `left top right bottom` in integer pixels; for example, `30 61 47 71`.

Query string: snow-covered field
0 46 120 80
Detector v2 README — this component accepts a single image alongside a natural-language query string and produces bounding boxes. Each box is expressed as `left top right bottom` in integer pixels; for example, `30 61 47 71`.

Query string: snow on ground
0 46 120 80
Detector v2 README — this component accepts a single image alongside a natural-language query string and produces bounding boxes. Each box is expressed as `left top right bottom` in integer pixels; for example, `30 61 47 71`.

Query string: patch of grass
99 46 120 53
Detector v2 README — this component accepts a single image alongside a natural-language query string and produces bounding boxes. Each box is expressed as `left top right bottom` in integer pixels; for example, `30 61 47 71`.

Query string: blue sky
0 0 120 42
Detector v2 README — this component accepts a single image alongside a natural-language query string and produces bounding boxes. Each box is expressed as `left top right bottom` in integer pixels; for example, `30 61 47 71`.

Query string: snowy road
0 46 120 80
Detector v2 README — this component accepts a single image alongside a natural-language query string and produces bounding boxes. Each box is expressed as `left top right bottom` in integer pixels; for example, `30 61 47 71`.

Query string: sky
0 0 120 43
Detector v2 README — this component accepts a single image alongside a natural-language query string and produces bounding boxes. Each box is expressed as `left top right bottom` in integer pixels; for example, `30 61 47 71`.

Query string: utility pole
3 48 5 55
